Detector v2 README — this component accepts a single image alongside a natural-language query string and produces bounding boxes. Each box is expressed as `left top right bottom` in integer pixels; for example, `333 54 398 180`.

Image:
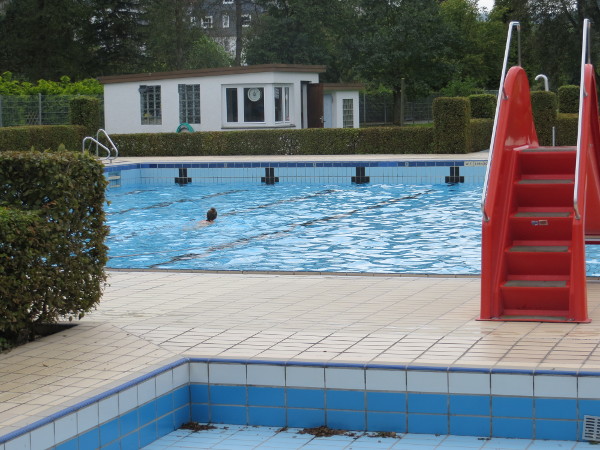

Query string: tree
245 0 359 81
355 0 452 123
186 34 234 69
0 0 93 80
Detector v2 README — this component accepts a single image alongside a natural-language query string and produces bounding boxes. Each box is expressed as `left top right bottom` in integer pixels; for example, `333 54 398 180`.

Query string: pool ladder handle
82 129 118 163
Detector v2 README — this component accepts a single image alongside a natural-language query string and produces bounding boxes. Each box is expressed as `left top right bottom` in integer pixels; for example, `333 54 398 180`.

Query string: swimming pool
106 182 484 273
106 180 600 275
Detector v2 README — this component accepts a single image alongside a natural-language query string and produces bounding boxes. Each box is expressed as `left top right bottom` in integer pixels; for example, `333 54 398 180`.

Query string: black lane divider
109 188 341 250
149 189 433 268
108 189 246 216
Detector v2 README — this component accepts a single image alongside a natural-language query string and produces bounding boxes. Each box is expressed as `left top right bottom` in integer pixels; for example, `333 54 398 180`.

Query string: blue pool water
106 182 600 274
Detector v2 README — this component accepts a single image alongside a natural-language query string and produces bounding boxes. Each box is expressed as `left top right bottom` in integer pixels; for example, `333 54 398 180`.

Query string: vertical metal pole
400 78 405 127
38 93 42 125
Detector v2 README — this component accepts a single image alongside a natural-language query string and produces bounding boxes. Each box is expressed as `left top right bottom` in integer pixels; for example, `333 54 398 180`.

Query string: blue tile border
3 357 598 448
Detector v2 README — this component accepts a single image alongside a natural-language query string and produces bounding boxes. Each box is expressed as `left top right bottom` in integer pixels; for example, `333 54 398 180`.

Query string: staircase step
520 146 576 152
509 245 569 252
514 211 571 218
504 280 567 287
517 179 573 184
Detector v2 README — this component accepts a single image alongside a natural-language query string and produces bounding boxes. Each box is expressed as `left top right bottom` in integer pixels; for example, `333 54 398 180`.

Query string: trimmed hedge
0 125 86 152
531 90 557 146
470 118 494 152
433 97 472 153
70 96 101 136
111 126 436 156
0 150 108 343
469 94 496 119
555 113 578 146
558 85 579 113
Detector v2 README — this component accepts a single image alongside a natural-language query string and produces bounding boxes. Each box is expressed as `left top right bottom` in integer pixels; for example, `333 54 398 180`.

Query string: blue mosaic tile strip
4 358 600 448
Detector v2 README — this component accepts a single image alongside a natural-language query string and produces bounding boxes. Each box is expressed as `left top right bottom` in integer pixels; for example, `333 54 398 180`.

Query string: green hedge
469 94 496 119
433 97 472 153
470 118 493 152
111 126 437 156
0 125 86 152
531 90 557 146
558 85 579 113
0 150 108 343
70 96 101 136
555 113 578 146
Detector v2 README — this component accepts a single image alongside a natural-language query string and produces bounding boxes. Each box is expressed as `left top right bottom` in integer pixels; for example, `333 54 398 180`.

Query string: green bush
0 150 108 343
433 97 472 153
70 96 101 135
470 118 494 152
558 85 579 113
531 90 557 146
555 113 578 146
110 126 437 156
469 94 496 119
0 125 86 152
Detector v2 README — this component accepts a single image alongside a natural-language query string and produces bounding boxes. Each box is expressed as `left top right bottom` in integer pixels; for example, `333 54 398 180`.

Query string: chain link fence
0 94 103 128
359 92 436 126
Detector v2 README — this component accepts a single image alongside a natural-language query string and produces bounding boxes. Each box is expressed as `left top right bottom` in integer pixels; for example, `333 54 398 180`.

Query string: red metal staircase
480 20 600 322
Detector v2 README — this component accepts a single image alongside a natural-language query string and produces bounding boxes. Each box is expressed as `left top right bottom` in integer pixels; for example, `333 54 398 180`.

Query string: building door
307 83 324 128
323 94 333 128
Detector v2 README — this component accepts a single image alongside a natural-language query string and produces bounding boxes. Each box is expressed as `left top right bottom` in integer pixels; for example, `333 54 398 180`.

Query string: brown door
307 83 324 128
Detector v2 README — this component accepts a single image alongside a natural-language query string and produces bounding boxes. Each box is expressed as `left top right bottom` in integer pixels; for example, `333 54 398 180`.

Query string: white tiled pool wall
3 359 599 449
104 160 488 187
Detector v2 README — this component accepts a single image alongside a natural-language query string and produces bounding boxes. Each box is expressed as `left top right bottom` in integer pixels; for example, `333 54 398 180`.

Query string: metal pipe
481 21 520 222
574 18 592 221
535 74 549 91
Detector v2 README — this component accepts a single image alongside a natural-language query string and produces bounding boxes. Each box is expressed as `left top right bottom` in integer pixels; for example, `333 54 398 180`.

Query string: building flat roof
98 64 328 84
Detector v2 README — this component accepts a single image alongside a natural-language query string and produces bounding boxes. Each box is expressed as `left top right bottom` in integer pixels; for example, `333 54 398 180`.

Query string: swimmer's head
207 207 217 222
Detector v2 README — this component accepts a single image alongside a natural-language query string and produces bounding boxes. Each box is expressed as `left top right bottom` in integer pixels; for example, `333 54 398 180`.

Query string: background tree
355 0 452 123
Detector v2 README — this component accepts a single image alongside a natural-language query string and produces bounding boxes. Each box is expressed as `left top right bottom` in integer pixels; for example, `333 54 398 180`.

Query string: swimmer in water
196 207 217 227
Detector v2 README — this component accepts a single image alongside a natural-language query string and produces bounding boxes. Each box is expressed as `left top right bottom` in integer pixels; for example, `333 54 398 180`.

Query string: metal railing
82 128 118 162
574 18 592 221
481 21 521 222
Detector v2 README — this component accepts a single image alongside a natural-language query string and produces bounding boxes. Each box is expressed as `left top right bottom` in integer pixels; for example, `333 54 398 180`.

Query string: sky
478 0 495 10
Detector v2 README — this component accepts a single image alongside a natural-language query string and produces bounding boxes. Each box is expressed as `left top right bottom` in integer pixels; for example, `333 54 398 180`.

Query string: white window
139 85 161 125
274 86 290 123
178 84 201 124
343 98 354 128
222 14 230 28
223 0 233 3
224 85 293 126
201 16 213 28
241 14 251 27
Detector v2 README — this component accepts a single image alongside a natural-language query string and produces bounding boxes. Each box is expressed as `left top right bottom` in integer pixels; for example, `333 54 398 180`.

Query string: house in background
98 64 361 134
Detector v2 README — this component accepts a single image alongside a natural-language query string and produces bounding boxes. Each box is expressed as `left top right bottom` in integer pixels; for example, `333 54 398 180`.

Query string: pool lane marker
352 166 370 184
151 189 434 268
175 168 192 185
261 167 279 184
446 166 464 183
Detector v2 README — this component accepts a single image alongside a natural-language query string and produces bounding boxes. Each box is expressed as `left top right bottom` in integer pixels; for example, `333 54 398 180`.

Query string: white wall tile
578 376 600 399
407 370 448 393
30 423 54 450
190 362 208 383
325 368 365 390
98 394 119 423
54 413 77 444
491 374 533 396
449 372 490 395
366 369 406 392
173 363 189 387
286 366 325 388
77 403 99 433
138 378 157 404
247 365 285 387
5 434 29 450
534 375 577 398
209 363 246 384
118 387 138 414
156 371 173 396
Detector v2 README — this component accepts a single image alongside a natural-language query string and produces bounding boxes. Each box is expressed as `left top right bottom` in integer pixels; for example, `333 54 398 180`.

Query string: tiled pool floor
144 424 590 449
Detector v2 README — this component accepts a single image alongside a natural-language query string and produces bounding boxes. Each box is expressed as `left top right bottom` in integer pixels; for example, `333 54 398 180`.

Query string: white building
99 64 361 134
